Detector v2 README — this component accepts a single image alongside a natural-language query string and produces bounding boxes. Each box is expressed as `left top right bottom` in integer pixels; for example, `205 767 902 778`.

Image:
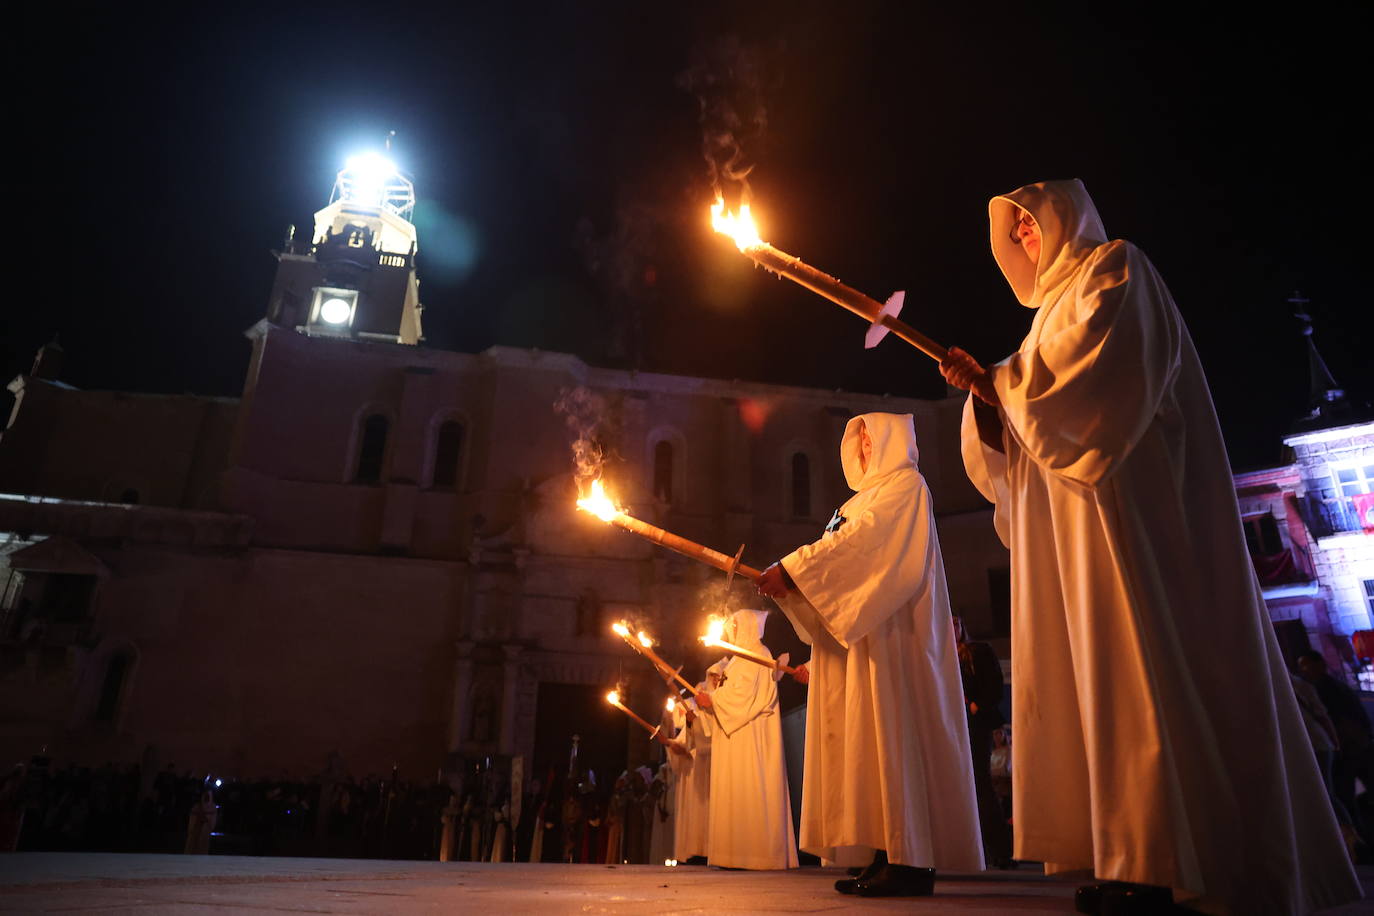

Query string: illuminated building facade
0 157 1006 782
1232 303 1374 678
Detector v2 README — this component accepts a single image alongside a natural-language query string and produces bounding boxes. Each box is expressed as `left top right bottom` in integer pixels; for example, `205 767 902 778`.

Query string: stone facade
0 329 1006 783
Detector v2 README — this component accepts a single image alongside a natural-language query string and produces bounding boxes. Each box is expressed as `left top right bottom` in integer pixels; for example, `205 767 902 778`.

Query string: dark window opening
432 421 465 489
791 453 811 518
95 653 131 723
356 415 389 484
1244 514 1283 555
653 440 674 503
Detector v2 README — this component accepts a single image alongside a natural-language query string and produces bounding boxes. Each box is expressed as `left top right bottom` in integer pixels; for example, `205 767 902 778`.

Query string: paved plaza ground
2 855 1373 914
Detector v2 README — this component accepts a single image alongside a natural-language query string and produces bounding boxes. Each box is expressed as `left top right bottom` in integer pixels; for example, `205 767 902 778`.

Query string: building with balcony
1233 300 1374 679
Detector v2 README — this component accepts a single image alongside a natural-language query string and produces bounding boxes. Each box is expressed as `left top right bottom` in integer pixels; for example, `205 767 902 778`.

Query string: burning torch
711 200 948 361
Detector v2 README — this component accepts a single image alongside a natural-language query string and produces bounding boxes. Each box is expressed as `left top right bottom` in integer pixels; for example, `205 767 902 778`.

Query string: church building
0 156 1008 787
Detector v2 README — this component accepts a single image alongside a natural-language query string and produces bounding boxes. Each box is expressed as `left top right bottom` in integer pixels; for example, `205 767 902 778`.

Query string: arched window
791 452 811 518
356 414 389 484
95 652 132 723
653 440 674 503
432 421 465 489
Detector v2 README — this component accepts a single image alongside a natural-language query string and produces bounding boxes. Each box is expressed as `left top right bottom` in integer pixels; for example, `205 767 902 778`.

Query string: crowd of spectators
0 753 461 860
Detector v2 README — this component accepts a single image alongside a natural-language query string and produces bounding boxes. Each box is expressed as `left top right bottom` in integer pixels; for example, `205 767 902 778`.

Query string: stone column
499 643 523 755
448 640 475 752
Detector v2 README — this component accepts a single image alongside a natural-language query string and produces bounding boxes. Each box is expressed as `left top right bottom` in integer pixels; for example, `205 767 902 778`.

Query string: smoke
676 35 781 207
696 575 747 623
554 386 610 490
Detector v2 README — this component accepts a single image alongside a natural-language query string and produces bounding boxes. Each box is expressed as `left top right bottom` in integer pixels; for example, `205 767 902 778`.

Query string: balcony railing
1296 495 1368 539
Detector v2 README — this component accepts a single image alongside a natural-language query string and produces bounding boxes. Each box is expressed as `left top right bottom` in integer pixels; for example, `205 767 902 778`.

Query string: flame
607 690 621 706
637 631 653 648
577 479 620 522
665 696 676 712
711 197 763 250
611 621 630 638
702 616 726 647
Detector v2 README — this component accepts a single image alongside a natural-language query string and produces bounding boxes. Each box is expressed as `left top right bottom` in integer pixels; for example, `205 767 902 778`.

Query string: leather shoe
834 860 882 894
1101 884 1174 916
1077 882 1127 914
1076 881 1174 915
853 865 936 897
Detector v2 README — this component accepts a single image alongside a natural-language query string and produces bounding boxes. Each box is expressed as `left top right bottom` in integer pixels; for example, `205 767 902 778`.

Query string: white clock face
319 297 352 324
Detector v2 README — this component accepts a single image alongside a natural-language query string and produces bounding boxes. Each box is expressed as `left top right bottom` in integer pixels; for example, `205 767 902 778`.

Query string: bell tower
265 153 424 344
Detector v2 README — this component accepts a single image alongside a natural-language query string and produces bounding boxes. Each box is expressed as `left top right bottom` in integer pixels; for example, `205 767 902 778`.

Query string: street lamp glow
319 297 352 324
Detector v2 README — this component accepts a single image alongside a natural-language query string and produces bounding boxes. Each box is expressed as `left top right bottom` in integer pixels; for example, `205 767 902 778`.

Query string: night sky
11 3 1365 471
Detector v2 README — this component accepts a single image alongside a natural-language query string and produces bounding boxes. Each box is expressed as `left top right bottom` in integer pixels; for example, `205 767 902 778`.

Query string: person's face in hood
1011 207 1041 264
857 421 874 473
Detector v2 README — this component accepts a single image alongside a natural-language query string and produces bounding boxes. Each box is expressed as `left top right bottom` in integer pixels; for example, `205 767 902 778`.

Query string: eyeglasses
1008 209 1035 245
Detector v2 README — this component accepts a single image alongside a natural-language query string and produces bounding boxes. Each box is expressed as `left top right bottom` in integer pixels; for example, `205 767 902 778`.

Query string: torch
666 694 696 724
578 480 762 580
711 201 948 361
700 617 803 682
606 689 662 740
611 621 699 694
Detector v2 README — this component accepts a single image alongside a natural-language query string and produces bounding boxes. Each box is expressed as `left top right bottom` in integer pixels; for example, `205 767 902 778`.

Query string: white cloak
960 179 1360 914
704 611 799 870
777 412 984 871
668 688 713 860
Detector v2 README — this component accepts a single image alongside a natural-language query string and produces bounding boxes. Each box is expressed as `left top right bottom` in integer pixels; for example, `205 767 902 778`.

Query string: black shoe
1076 883 1126 915
834 859 884 894
1101 884 1174 916
1076 881 1174 915
853 865 936 897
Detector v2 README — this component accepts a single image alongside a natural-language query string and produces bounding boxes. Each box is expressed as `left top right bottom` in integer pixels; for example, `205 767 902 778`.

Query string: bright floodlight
319 297 352 324
331 153 416 219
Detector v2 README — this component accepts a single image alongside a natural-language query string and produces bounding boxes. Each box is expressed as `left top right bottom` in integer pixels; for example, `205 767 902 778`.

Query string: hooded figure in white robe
769 412 984 879
667 677 715 861
699 610 799 870
947 179 1360 914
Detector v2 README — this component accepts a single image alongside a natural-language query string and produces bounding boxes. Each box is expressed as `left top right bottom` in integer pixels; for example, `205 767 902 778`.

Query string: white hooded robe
776 412 984 872
959 179 1360 914
703 610 799 870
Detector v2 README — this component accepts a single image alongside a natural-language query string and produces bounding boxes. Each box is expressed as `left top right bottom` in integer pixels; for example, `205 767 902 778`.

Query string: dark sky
11 3 1365 470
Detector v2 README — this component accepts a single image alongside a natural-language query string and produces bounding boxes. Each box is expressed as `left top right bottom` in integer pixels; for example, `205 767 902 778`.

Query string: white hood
989 178 1108 308
727 608 769 650
840 412 919 492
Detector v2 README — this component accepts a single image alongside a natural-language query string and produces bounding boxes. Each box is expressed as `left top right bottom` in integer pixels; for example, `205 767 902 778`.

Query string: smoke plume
676 35 781 207
554 386 610 491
